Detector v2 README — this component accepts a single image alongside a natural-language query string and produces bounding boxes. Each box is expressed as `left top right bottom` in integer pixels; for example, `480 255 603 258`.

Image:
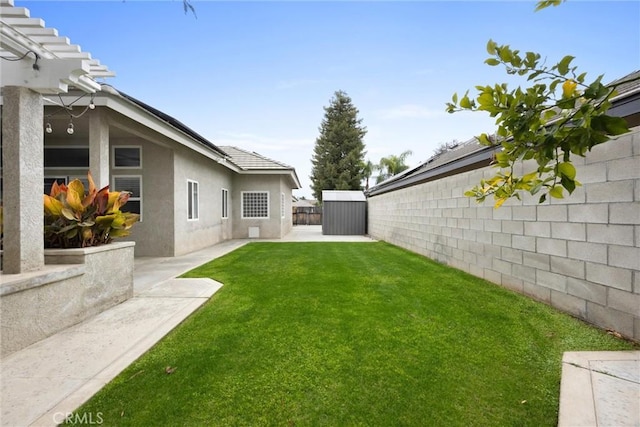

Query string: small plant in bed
43 172 139 248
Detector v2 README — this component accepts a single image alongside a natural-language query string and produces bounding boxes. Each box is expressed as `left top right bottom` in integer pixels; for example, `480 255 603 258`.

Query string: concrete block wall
368 127 640 341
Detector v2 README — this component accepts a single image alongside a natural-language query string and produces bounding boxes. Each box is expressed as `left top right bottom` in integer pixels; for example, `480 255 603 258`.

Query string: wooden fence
292 206 323 225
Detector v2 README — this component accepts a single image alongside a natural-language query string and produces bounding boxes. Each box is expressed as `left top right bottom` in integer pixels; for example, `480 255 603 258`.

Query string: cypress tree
310 90 367 201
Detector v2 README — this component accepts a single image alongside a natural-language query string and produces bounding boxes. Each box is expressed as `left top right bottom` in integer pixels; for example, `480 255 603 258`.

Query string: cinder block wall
368 127 640 341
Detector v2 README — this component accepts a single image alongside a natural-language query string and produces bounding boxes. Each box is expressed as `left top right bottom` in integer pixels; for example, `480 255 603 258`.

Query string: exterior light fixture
45 122 53 134
67 121 74 135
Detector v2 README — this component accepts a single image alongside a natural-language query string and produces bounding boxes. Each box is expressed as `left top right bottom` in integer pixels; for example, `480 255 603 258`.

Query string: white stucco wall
110 138 176 256
368 127 640 341
173 144 234 256
231 174 289 239
280 178 294 238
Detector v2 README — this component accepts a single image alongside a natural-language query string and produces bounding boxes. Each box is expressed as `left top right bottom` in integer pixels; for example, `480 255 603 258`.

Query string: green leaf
486 39 497 55
495 152 510 168
452 93 458 104
478 92 494 106
535 0 563 12
478 133 493 146
498 47 512 63
494 197 507 209
584 79 608 99
591 115 630 136
61 207 77 221
561 175 576 194
539 194 547 204
485 58 500 66
530 182 543 195
558 162 576 180
557 55 575 75
525 51 539 67
460 95 472 109
549 186 564 199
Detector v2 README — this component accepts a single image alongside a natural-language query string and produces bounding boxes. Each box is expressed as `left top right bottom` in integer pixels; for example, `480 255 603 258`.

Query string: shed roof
322 190 366 202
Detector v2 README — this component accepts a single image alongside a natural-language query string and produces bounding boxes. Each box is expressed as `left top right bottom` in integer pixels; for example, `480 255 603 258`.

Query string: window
44 177 67 194
113 176 142 219
188 180 199 220
44 176 90 195
221 188 229 219
281 193 286 218
242 191 269 219
113 146 142 168
44 147 89 168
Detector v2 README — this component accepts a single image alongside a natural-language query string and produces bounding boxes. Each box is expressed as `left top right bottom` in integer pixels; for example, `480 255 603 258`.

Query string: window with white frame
221 188 229 219
113 146 142 169
242 191 269 219
112 175 143 220
188 180 199 220
281 193 285 218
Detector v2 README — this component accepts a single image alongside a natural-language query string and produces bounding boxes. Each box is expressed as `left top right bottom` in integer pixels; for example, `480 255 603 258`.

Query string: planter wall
1 241 135 357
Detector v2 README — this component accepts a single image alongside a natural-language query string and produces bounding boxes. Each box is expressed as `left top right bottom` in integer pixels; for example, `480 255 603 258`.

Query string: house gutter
235 168 302 189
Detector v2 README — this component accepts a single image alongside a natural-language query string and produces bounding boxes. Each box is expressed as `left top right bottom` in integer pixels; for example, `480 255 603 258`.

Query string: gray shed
322 190 367 235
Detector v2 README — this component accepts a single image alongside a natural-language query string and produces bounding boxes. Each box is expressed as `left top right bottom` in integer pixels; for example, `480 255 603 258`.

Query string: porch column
2 86 45 273
89 109 109 189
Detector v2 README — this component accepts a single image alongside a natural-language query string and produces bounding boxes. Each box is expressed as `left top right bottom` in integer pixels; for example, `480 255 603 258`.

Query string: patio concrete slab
1 278 221 427
558 351 640 427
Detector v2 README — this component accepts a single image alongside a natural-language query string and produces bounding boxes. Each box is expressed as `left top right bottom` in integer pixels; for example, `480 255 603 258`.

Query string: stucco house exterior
0 0 299 354
42 86 300 257
1 0 300 265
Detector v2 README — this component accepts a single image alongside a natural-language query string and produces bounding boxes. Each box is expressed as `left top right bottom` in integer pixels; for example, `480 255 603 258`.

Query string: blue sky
20 0 640 198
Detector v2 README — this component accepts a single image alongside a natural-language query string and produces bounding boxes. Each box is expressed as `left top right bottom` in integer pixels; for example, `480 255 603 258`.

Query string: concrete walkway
1 227 637 426
558 351 640 426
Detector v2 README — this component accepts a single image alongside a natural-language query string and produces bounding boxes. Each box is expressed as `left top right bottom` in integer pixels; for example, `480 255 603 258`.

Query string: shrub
43 172 139 248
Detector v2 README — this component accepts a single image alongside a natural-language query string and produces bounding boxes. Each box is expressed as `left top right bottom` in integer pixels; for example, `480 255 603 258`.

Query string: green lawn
71 242 636 426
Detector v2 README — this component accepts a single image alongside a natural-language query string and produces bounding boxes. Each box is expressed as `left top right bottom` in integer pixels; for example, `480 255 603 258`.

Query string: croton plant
43 172 139 248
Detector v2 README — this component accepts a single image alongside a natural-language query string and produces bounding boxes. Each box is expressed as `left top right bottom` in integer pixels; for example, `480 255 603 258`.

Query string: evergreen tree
310 90 367 201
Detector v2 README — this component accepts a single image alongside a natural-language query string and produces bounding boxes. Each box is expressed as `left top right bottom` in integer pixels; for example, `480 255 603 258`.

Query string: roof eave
236 168 301 189
55 87 238 170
